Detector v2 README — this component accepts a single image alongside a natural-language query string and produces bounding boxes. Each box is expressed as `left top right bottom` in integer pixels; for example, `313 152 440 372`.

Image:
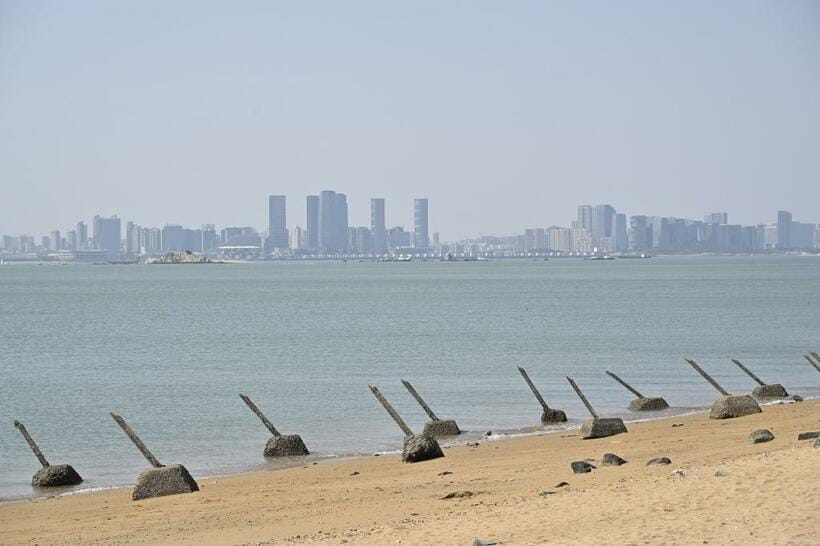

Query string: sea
1 255 818 501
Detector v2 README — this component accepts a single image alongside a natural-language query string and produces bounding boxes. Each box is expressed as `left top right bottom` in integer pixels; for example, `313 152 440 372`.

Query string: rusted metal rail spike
517 367 552 411
13 420 50 468
401 380 439 421
804 354 820 373
566 377 598 418
369 385 414 438
731 359 766 386
239 394 281 436
605 371 644 398
110 413 163 468
685 359 729 396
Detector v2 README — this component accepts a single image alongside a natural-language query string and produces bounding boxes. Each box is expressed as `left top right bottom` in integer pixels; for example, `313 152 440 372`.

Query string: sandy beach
2 399 818 545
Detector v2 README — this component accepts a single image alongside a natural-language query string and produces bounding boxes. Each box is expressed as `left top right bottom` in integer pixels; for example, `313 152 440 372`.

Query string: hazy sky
1 1 818 239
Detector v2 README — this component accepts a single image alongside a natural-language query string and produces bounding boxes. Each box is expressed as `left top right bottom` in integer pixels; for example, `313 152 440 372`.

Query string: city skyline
2 2 819 238
3 189 818 259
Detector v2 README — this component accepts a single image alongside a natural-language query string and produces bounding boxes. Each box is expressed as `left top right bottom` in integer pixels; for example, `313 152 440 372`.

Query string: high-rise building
612 213 628 252
370 198 386 254
201 225 217 252
355 226 372 254
66 230 77 251
93 215 121 257
547 227 571 252
318 190 337 253
592 204 615 244
267 195 288 251
306 195 319 251
290 226 305 250
704 212 728 225
777 210 792 249
336 193 349 252
414 198 429 251
125 221 141 255
161 224 185 251
577 205 593 232
76 221 88 249
629 216 652 251
49 230 61 251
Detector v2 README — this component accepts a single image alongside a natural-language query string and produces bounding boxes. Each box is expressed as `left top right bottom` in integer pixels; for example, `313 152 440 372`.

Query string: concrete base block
31 464 83 487
264 434 310 457
709 395 762 419
132 464 199 501
580 417 628 439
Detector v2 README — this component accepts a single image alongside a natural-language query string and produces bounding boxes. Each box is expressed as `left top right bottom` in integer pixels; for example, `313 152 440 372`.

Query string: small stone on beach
442 491 474 499
555 481 570 488
748 429 775 444
647 457 672 466
438 471 453 476
601 453 627 466
571 461 596 474
797 431 819 441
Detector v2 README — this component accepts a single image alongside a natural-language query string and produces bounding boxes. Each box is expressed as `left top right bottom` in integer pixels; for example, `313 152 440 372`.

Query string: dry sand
2 400 818 545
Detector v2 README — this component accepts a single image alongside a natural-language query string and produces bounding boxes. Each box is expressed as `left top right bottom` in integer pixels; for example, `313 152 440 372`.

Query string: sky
1 1 819 240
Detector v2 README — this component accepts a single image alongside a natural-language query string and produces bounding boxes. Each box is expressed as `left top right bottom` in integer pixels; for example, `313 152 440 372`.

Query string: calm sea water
1 256 819 500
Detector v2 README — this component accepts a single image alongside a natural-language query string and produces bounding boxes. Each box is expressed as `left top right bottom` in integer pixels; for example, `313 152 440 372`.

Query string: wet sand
1 399 818 545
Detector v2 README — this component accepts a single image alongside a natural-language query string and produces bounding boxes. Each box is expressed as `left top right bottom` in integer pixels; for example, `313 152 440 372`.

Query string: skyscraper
592 204 615 245
335 193 349 252
704 212 728 225
76 221 88 249
306 195 319 251
161 224 184 251
414 198 429 251
92 215 121 257
267 195 288 251
577 205 593 232
49 230 61 251
777 210 792 249
318 190 337 253
612 213 627 252
371 198 386 254
629 216 652 251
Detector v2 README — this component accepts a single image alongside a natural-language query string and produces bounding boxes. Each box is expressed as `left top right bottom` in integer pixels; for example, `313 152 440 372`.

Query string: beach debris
566 376 627 439
605 371 670 411
442 490 474 499
731 359 789 399
797 431 819 441
601 453 628 466
555 481 570 487
684 358 762 419
672 423 684 427
472 539 498 546
368 385 444 463
802 354 820 373
350 471 360 476
748 429 775 444
571 461 596 474
647 457 672 466
239 394 309 457
438 470 453 476
13 420 83 487
517 367 568 423
671 469 686 478
401 379 461 437
539 490 556 496
110 413 199 500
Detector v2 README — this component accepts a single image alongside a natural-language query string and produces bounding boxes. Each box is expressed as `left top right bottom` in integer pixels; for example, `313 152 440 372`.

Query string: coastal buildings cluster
1 194 819 262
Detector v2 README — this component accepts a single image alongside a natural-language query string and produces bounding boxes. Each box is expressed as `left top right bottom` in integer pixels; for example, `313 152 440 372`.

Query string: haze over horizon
1 1 819 239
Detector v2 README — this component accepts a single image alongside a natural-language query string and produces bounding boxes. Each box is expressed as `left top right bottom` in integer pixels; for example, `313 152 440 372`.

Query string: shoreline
2 398 818 544
1 403 716 505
